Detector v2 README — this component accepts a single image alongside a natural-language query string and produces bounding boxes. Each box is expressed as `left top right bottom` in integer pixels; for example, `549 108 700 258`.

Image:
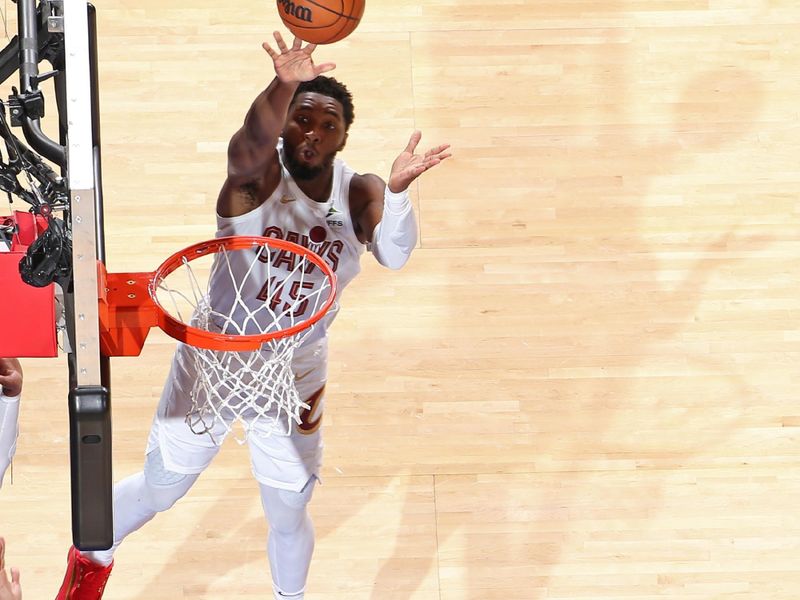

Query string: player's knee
261 477 316 534
280 477 316 509
143 447 197 512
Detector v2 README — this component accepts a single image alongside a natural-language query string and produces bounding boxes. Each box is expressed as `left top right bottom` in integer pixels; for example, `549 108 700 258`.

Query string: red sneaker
55 546 113 600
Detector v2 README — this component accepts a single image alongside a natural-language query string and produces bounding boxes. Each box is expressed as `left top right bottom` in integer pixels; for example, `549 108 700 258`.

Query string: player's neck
295 169 334 204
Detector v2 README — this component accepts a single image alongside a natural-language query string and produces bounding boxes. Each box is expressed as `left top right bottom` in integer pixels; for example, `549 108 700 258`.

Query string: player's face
282 92 348 181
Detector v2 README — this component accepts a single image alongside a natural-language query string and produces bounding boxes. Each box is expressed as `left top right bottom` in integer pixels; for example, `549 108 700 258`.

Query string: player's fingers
431 143 451 156
424 143 450 158
0 536 5 569
435 151 452 161
404 130 422 154
292 36 303 50
409 160 431 174
315 62 337 75
10 566 19 586
262 42 278 58
303 42 317 54
410 156 445 177
273 31 289 52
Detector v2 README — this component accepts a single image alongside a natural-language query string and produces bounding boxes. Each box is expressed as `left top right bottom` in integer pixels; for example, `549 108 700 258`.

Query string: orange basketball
276 0 365 45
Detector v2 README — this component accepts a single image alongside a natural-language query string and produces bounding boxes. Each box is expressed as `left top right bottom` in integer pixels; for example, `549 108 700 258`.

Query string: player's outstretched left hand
388 131 451 193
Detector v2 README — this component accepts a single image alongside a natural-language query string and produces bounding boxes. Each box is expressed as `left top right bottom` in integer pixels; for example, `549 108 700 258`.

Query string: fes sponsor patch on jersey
325 205 344 227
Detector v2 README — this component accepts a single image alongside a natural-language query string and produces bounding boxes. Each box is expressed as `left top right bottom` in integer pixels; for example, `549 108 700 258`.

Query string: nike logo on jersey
280 195 297 204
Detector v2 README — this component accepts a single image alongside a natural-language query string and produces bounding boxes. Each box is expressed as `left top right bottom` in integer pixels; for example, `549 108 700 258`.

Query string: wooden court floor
2 1 800 598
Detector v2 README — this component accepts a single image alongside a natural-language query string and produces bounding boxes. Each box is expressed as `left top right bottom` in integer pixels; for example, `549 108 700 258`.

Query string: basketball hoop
98 236 337 439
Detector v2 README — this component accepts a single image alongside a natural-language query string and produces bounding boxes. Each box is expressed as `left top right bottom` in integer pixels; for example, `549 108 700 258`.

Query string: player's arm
217 32 335 218
352 131 451 270
0 359 22 489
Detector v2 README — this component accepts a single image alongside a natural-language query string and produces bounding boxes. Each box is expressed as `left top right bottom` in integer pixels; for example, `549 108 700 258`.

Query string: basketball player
0 537 22 600
55 32 450 599
0 358 22 490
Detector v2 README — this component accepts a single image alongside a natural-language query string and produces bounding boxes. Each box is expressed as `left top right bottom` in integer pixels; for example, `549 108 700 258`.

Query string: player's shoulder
346 173 386 236
349 172 385 202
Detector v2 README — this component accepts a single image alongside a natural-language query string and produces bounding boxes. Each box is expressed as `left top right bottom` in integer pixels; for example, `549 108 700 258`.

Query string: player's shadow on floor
368 63 768 598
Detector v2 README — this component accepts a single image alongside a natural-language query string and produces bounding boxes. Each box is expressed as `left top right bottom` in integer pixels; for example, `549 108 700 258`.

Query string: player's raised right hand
262 31 335 84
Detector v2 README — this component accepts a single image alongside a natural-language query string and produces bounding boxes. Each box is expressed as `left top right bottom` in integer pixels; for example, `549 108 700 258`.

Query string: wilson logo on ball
276 0 365 45
278 0 313 23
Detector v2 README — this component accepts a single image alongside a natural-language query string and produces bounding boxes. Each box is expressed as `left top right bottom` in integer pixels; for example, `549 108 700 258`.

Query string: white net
153 239 335 441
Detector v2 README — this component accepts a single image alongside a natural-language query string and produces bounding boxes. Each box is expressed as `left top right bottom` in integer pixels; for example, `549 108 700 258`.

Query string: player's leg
251 339 327 599
54 448 202 600
251 423 322 600
260 478 318 599
85 446 201 566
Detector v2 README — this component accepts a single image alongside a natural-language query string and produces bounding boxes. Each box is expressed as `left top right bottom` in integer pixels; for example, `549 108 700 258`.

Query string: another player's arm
0 359 22 489
218 33 335 218
351 131 451 270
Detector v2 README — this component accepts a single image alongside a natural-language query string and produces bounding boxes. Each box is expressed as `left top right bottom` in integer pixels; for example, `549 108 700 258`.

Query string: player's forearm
0 393 20 488
244 77 298 142
370 188 418 270
228 77 299 177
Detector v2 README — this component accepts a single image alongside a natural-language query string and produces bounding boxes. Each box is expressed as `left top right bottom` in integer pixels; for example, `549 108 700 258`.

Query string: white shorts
146 337 328 492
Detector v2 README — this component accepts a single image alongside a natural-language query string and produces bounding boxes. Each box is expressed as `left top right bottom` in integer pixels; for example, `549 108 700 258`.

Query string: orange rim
149 236 337 351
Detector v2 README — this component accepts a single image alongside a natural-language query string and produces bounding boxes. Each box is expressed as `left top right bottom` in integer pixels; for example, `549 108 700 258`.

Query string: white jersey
150 141 366 491
213 139 365 346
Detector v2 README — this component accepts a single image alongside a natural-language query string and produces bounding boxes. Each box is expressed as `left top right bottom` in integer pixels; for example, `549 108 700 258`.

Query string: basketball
276 0 365 45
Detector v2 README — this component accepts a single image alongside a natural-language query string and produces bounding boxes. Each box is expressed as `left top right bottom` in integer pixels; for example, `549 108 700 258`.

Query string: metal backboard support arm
62 0 112 551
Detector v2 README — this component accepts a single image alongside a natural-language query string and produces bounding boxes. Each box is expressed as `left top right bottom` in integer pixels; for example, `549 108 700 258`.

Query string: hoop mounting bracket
97 265 158 357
